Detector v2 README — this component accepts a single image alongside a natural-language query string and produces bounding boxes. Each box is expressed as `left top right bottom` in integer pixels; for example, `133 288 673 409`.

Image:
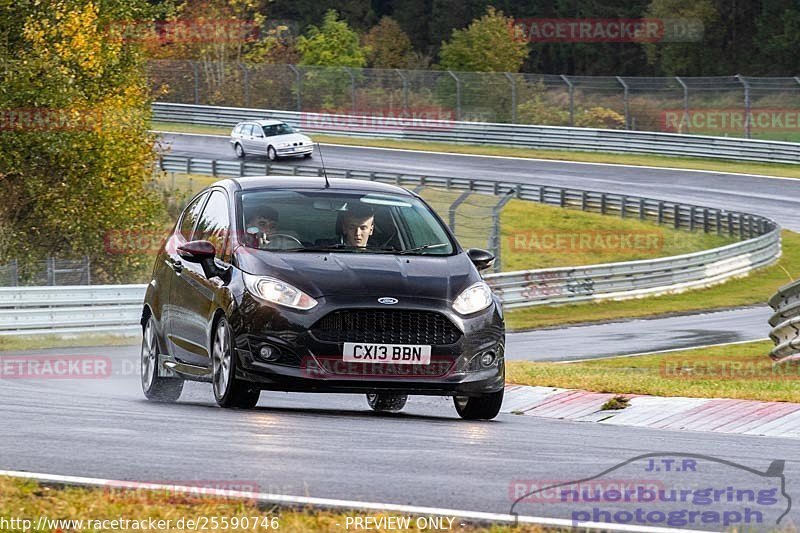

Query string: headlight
243 273 318 310
452 281 493 315
278 142 291 148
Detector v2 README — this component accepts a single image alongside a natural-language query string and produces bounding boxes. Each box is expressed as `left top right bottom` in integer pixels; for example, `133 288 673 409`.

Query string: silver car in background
230 119 313 161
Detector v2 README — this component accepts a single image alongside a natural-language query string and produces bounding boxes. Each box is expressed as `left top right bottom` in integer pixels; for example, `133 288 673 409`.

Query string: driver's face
249 216 276 234
343 216 374 247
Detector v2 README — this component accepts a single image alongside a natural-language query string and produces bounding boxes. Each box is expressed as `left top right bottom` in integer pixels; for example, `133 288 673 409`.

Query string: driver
245 206 279 248
341 204 375 248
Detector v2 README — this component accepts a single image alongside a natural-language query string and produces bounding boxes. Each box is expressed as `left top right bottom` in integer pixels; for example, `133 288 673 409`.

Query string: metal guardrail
768 280 800 363
153 102 800 164
0 285 144 336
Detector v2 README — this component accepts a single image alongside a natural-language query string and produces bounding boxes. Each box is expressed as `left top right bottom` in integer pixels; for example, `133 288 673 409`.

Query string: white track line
0 470 707 533
152 130 799 182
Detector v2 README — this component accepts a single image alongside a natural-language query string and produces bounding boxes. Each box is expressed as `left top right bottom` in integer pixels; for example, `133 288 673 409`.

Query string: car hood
235 248 479 301
268 133 311 145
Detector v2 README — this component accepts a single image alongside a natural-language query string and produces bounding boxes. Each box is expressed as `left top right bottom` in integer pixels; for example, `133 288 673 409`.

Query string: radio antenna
316 142 330 188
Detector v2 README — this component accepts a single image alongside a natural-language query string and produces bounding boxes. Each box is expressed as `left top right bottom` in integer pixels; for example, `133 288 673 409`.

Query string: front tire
234 143 245 158
141 316 183 402
212 317 260 409
454 389 503 420
267 145 278 161
366 393 407 413
303 152 312 159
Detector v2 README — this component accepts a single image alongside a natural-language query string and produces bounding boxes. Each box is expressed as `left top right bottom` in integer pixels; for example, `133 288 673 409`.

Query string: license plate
343 343 431 365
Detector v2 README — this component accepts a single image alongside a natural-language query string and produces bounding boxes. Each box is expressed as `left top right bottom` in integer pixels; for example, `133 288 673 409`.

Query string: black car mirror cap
466 248 495 271
177 240 216 262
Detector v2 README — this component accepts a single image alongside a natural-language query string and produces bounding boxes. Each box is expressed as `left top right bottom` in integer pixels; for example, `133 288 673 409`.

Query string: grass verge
506 340 800 403
0 476 549 533
152 121 800 179
505 230 798 331
0 333 138 352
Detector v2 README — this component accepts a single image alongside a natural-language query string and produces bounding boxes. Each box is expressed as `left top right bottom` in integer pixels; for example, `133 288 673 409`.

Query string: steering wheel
262 233 303 250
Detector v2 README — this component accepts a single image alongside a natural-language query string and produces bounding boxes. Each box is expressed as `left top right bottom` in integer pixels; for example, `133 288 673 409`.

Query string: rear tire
212 317 260 409
234 143 245 158
141 316 183 402
366 393 407 413
454 389 503 420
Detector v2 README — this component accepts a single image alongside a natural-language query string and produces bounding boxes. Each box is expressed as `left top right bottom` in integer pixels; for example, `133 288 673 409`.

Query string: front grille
311 309 462 345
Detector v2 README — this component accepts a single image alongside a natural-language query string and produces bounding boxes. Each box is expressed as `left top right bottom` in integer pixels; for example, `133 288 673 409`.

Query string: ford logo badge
378 297 398 305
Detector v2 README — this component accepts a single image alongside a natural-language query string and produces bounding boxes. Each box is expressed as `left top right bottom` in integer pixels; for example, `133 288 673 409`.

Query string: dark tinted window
178 192 208 240
193 190 230 260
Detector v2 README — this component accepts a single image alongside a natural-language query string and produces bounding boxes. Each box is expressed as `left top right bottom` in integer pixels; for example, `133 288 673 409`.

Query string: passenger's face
343 216 374 247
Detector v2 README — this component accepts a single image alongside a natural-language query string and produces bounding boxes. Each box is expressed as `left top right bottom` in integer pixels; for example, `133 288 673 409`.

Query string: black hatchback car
141 176 505 419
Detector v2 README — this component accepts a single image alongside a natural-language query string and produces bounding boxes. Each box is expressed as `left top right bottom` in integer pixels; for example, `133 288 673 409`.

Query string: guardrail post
47 257 55 286
538 187 544 203
505 72 517 123
639 198 645 220
735 74 751 139
620 195 627 218
675 76 690 133
192 61 200 104
657 201 664 224
210 159 217 177
288 65 301 112
239 63 251 108
447 71 461 121
689 206 696 231
346 67 357 114
395 69 409 113
716 211 722 235
559 189 566 207
9 259 18 287
561 75 574 126
727 212 734 236
616 76 631 129
674 205 680 229
449 191 472 232
703 209 709 233
581 191 587 211
490 190 516 273
84 256 91 285
185 158 191 174
600 193 606 214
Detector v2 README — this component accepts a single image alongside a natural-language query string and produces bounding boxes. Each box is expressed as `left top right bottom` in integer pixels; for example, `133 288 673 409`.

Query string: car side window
244 124 254 136
178 192 208 241
192 190 230 261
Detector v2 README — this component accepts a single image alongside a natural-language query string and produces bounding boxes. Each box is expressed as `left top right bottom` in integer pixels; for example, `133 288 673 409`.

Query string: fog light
259 345 279 362
480 352 496 368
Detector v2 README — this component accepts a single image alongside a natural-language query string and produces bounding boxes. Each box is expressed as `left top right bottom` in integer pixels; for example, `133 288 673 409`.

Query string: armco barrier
153 102 800 164
768 280 800 363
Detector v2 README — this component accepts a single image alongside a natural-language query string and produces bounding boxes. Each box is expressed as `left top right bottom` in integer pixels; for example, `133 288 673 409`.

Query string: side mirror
467 248 495 271
178 240 229 280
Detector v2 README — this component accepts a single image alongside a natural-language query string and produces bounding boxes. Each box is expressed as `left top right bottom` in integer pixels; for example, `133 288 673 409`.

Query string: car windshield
239 189 455 255
263 123 294 136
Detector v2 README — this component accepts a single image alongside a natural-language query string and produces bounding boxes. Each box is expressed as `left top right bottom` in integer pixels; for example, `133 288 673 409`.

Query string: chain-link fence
148 60 800 141
0 257 92 286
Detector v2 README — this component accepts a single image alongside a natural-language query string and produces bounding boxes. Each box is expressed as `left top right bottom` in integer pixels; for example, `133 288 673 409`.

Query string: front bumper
231 293 505 396
276 145 313 156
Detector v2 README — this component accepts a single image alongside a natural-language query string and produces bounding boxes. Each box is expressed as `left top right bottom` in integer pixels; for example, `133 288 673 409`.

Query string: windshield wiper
396 243 449 255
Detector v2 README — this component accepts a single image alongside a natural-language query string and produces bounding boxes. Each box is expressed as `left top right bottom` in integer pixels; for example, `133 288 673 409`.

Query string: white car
230 119 313 161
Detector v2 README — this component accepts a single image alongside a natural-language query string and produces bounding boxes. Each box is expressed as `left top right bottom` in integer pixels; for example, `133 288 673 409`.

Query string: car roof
225 176 416 196
237 119 286 127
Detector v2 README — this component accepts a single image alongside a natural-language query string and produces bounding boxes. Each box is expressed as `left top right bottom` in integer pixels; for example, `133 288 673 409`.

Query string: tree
643 0 719 75
362 17 414 69
296 10 367 67
0 0 166 283
438 6 529 72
